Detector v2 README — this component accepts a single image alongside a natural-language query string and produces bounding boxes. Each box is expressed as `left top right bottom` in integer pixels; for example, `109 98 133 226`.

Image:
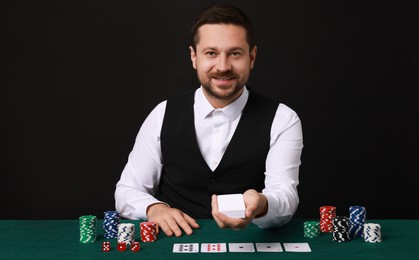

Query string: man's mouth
214 77 234 80
213 77 235 86
212 73 236 82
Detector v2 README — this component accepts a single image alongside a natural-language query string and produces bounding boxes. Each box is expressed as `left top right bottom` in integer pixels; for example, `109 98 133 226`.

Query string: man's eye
231 52 241 56
206 51 216 56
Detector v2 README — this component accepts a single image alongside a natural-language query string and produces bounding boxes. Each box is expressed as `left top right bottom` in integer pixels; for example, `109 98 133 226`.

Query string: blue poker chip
103 211 120 239
349 206 366 238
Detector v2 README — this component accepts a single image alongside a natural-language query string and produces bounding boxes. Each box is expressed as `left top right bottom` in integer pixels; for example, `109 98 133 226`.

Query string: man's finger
174 215 194 235
184 214 200 229
211 194 219 214
212 211 225 228
157 219 174 237
211 195 227 227
165 216 183 237
154 222 160 235
245 202 258 218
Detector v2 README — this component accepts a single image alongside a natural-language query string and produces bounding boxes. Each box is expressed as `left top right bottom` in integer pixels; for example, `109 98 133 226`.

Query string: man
115 4 303 237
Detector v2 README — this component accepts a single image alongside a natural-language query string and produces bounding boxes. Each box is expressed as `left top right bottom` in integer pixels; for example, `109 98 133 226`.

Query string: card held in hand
217 194 246 218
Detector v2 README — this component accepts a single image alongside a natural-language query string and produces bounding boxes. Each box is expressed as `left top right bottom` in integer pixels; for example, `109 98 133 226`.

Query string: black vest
158 89 279 218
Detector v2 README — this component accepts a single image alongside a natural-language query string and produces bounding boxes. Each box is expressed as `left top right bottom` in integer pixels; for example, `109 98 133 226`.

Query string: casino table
0 218 417 259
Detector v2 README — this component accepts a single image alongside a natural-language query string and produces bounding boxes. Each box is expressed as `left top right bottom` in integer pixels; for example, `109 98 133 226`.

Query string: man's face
190 24 257 108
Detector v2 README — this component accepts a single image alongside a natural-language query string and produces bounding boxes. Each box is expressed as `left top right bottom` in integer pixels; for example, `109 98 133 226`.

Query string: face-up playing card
200 243 227 253
255 243 283 252
228 243 255 252
283 243 311 252
172 243 199 253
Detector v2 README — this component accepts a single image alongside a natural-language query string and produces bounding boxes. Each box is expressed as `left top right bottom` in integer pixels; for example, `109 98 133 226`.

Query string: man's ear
250 46 257 70
189 46 197 69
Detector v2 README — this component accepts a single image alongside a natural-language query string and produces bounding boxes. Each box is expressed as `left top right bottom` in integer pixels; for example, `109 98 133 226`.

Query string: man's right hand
146 203 200 237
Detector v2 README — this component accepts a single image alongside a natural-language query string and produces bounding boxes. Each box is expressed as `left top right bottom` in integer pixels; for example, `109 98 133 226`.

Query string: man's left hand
211 189 268 229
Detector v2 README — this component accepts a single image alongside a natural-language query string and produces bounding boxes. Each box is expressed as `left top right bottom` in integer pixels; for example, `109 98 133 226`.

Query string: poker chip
79 215 97 243
363 223 382 243
103 211 120 239
117 223 135 246
349 206 366 238
332 216 350 242
303 221 320 238
140 221 157 242
319 206 336 233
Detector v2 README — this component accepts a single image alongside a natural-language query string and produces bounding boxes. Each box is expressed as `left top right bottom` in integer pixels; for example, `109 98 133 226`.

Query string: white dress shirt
115 86 303 228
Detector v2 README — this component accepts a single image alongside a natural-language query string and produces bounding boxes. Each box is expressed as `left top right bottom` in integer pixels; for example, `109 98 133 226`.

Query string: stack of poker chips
117 223 135 246
140 221 157 242
319 206 336 233
79 215 97 243
303 221 320 238
103 211 120 239
349 206 366 238
332 216 350 242
363 223 382 243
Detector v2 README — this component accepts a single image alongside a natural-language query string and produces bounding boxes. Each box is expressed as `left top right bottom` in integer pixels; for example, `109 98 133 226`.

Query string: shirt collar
195 86 249 121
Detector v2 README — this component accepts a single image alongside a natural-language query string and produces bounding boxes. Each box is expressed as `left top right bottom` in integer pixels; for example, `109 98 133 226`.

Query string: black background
1 0 417 220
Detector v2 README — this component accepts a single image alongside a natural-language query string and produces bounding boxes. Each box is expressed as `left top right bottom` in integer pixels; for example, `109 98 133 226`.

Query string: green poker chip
79 215 97 243
304 221 320 238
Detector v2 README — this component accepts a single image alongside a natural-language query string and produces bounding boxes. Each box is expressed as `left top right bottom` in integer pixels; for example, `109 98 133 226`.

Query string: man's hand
211 189 268 229
146 203 200 237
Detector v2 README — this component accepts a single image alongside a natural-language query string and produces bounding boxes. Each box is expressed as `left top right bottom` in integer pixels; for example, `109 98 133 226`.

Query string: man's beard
199 71 247 100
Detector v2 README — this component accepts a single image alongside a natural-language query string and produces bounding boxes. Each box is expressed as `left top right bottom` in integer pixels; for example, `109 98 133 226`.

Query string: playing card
200 243 227 253
283 243 311 252
228 243 255 252
217 194 246 218
255 242 283 252
172 243 199 253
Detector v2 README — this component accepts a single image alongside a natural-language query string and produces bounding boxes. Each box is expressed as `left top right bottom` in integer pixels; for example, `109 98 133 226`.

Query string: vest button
209 177 217 184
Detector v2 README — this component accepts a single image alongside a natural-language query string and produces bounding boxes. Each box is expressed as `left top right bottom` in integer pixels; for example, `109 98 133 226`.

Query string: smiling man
190 23 256 108
115 4 303 237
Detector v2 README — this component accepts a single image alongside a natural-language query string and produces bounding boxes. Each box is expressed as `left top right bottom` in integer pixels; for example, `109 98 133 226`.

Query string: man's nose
216 54 232 72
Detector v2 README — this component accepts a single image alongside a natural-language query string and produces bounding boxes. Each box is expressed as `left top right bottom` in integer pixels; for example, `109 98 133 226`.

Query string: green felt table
0 219 417 259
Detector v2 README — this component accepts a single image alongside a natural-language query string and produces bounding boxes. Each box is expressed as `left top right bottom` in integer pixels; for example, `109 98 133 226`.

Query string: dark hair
190 4 255 51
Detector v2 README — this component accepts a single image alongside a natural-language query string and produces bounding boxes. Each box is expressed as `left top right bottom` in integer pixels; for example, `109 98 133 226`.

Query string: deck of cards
173 242 311 253
217 194 246 218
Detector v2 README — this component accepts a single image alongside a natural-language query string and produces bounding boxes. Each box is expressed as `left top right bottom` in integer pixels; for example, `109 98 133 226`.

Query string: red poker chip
320 206 336 214
139 221 157 242
319 206 336 233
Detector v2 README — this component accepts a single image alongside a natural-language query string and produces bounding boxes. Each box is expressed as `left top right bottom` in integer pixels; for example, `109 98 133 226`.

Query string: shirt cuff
252 193 292 228
136 198 169 219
